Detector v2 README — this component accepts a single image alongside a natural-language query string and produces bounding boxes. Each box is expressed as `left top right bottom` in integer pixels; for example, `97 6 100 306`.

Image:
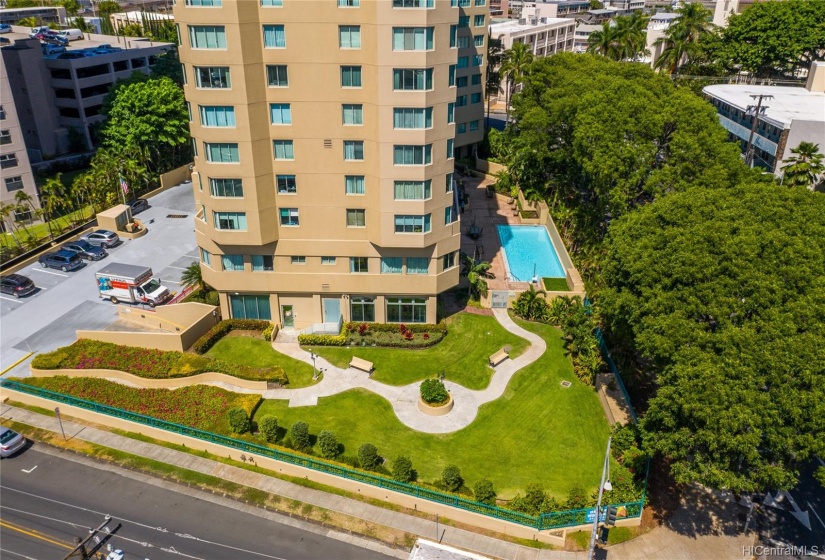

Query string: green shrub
317 430 340 458
31 349 70 370
259 415 278 443
261 324 275 341
290 421 311 452
392 456 415 483
192 319 270 354
565 483 589 510
474 479 497 505
205 290 220 307
358 443 380 471
442 465 463 492
227 407 250 434
420 378 450 405
297 333 348 346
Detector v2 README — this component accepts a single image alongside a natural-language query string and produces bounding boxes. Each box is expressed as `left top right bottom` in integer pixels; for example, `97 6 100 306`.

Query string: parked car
63 240 107 261
0 427 27 458
80 229 121 248
57 28 83 41
0 274 36 298
0 24 12 34
57 51 87 59
43 34 69 47
128 198 149 214
38 250 84 272
0 37 10 45
42 44 66 55
29 25 50 38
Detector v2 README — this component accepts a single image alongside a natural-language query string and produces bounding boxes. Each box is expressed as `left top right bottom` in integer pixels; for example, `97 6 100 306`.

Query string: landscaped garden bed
298 321 446 348
32 339 288 385
206 336 318 389
192 319 274 354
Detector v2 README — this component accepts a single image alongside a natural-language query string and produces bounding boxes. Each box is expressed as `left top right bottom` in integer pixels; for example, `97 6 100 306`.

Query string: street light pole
310 350 317 380
588 437 612 560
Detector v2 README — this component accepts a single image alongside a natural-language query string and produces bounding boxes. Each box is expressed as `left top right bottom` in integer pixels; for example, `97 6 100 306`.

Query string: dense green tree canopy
600 184 825 492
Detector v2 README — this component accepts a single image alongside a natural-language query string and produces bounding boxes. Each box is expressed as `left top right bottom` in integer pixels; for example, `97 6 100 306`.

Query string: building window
393 145 431 165
252 255 274 271
339 0 359 5
386 297 427 323
4 176 24 191
222 254 245 271
186 0 221 5
447 102 455 124
456 95 467 107
273 140 294 160
446 172 454 192
443 251 456 270
472 55 483 67
345 175 365 195
394 214 431 233
188 25 226 49
291 256 306 264
342 104 363 125
448 64 456 86
456 76 468 88
346 208 366 227
393 107 432 129
392 27 433 50
341 66 362 87
457 36 469 49
474 34 484 47
473 14 485 26
471 73 482 85
458 16 470 27
350 296 375 322
453 0 471 6
261 0 283 5
200 248 211 266
195 66 230 88
393 68 433 91
471 92 482 104
210 178 243 197
343 140 364 161
267 65 288 87
186 102 193 122
447 139 454 159
394 180 431 200
470 120 479 131
457 123 466 134
406 257 429 275
339 25 361 49
393 0 433 6
230 295 271 320
199 106 235 127
277 175 297 194
214 212 247 230
475 0 486 4
450 25 457 48
321 256 337 265
270 103 292 125
381 257 402 274
350 257 368 273
457 56 468 69
445 206 456 224
279 208 299 226
0 106 5 119
205 143 239 163
263 25 286 48
0 130 11 145
192 138 198 157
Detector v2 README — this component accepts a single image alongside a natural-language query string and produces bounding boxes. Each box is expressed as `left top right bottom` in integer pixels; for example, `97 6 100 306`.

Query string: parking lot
0 182 199 376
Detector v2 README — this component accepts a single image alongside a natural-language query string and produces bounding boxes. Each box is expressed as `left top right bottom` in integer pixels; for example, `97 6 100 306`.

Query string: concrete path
263 308 546 434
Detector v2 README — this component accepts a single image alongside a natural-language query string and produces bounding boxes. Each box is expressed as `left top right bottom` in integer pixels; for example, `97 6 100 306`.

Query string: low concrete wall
475 157 507 177
1 387 580 546
517 190 549 224
160 163 193 190
28 367 268 391
417 395 454 416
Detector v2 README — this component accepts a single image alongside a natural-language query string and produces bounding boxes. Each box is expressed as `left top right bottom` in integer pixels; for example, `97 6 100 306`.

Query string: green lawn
206 336 319 388
309 313 530 390
256 318 610 499
1 205 94 247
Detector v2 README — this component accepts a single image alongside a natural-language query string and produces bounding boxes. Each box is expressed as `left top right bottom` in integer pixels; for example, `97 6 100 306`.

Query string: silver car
80 229 122 248
0 427 26 458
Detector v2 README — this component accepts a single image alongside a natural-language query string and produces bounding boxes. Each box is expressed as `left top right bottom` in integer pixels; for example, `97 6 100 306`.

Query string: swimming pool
496 225 566 281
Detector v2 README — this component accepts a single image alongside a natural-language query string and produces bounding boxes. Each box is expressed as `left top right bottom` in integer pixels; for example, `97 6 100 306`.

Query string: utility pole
588 438 612 560
744 94 773 168
62 515 113 560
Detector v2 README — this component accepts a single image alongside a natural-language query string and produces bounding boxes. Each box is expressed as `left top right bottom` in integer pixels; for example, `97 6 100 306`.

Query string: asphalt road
0 446 395 560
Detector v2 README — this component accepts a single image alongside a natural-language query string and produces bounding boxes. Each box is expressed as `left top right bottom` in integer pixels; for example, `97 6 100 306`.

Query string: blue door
323 298 341 324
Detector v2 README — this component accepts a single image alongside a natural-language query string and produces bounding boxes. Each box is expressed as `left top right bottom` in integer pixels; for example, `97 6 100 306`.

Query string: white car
0 427 26 458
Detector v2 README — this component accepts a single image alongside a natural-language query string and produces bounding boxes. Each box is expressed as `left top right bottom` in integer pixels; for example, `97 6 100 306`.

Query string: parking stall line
165 265 188 270
0 295 21 303
29 269 68 278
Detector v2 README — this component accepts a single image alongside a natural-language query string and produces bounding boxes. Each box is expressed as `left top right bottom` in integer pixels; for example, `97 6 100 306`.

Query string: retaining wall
28 368 267 391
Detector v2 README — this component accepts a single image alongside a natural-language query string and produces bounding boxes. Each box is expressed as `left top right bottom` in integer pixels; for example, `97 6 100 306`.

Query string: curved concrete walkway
258 308 547 434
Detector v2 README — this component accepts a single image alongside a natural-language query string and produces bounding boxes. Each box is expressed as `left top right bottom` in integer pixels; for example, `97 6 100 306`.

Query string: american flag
119 176 129 195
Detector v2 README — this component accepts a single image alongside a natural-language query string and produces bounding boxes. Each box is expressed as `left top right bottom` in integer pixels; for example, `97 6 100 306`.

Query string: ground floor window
386 296 427 323
351 296 375 322
229 295 271 320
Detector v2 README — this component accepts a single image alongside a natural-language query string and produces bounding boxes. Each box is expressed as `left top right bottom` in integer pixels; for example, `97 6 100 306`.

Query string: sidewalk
0 404 581 560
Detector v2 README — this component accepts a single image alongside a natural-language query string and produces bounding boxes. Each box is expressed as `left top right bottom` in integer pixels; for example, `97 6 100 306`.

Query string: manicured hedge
299 321 448 348
192 319 271 354
297 333 348 346
32 339 288 384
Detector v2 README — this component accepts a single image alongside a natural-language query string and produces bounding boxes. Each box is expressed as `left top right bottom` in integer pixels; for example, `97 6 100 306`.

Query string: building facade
175 0 487 330
489 7 576 56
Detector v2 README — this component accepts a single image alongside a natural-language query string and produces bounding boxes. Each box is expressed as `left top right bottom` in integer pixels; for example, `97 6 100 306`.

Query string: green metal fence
1 379 643 531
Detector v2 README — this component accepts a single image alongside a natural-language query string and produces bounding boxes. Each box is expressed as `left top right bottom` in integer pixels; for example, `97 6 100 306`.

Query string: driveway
0 182 198 376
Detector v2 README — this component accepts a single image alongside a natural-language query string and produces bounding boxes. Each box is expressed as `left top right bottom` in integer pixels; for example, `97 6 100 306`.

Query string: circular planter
418 393 454 416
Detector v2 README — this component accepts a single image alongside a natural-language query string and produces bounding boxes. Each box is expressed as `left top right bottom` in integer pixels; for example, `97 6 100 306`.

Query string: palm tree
587 22 623 61
499 42 534 120
14 191 37 228
0 202 23 251
485 33 505 131
672 2 714 44
513 284 547 321
39 174 67 239
180 261 205 293
654 26 691 75
619 11 650 61
461 254 495 299
654 2 713 74
781 142 825 190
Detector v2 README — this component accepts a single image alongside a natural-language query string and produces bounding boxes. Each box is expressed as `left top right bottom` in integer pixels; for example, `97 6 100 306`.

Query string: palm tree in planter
181 261 206 294
461 254 495 300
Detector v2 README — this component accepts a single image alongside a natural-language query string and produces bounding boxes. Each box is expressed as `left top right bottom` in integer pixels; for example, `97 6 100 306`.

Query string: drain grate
560 380 572 388
166 214 188 219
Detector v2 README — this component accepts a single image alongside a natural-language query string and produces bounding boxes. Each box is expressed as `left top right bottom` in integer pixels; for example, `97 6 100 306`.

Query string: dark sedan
0 274 36 298
63 240 107 261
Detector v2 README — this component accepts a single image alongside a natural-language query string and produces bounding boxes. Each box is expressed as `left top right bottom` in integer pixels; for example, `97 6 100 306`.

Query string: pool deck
459 174 530 293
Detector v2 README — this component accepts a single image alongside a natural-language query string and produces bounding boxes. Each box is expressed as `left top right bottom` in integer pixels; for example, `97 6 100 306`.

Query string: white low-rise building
489 6 576 56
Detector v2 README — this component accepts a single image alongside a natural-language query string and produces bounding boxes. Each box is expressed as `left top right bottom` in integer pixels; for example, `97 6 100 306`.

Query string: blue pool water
496 225 565 281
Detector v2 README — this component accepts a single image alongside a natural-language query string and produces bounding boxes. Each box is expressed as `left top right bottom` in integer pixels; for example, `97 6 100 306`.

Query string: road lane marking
0 520 72 551
164 279 183 284
166 265 188 270
21 465 37 474
29 269 68 277
0 295 20 302
808 501 825 529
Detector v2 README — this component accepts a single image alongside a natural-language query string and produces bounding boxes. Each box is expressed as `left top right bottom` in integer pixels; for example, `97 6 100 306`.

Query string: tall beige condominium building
175 0 487 331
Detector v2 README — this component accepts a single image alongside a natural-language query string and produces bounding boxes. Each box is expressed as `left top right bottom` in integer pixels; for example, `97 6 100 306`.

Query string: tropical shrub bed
299 322 447 348
18 376 260 433
32 339 288 384
420 378 450 405
192 319 271 354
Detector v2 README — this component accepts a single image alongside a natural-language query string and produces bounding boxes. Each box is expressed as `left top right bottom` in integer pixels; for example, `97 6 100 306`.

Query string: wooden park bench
489 348 509 367
350 356 374 374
